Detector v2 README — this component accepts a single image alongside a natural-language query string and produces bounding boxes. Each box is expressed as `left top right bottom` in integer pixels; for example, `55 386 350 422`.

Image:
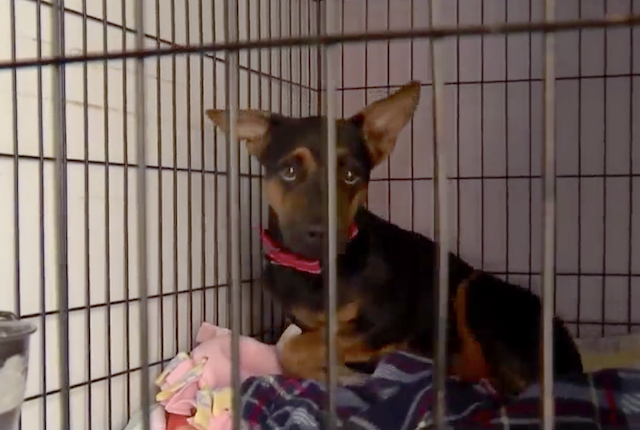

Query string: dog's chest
262 263 363 325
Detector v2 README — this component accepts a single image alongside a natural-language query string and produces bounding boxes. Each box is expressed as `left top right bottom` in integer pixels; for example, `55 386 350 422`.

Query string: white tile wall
339 0 640 339
2 0 640 428
0 0 317 428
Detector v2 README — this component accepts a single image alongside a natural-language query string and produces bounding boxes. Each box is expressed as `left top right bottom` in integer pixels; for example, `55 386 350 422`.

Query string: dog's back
462 272 583 392
350 208 583 390
346 208 472 355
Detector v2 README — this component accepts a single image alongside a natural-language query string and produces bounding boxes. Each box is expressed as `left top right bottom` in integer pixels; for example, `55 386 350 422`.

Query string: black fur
207 87 585 390
264 207 584 383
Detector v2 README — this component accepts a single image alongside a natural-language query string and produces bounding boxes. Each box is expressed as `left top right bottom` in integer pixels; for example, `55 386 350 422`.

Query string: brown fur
264 180 287 220
281 301 406 380
288 147 318 173
451 274 490 382
348 189 368 224
205 81 584 395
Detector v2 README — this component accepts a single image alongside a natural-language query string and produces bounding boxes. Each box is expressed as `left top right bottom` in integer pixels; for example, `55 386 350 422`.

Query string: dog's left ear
350 81 421 166
205 109 272 157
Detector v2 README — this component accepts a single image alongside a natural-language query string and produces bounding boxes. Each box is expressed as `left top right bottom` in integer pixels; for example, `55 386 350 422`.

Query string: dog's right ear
205 109 271 157
349 81 421 167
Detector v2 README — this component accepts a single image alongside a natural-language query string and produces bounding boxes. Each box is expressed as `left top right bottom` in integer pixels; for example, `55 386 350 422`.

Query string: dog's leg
279 330 327 380
452 280 492 383
453 275 537 396
489 349 531 397
339 335 401 363
279 329 375 382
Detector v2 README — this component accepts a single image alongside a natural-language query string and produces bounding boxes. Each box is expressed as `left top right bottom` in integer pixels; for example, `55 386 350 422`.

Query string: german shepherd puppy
205 81 583 396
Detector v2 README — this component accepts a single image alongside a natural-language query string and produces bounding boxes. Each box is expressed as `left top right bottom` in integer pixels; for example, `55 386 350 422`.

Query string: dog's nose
305 225 324 243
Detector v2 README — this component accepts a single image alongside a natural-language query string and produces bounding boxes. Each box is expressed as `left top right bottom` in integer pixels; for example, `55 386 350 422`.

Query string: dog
205 81 584 397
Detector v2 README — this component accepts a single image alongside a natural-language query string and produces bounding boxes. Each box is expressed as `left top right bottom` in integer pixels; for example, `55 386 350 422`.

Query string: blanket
240 351 640 430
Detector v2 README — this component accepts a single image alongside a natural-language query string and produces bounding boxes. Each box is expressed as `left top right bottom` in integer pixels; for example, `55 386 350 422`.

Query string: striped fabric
239 351 640 430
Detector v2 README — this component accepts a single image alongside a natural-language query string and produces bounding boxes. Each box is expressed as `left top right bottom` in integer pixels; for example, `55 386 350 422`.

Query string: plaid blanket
239 351 640 430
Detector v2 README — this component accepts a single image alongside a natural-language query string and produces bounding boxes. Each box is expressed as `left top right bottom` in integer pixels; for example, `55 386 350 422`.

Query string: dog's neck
261 210 360 275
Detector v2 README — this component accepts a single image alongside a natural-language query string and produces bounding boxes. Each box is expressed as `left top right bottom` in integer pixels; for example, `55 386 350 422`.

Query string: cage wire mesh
0 0 639 429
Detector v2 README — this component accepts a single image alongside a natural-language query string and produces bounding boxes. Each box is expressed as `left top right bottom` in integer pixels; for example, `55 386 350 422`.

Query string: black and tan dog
205 81 583 397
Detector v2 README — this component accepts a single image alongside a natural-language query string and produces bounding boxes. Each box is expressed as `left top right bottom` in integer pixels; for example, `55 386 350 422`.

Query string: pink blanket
154 323 283 430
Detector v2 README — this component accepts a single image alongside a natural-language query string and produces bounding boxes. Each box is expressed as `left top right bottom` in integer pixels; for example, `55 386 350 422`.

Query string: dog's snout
305 225 324 242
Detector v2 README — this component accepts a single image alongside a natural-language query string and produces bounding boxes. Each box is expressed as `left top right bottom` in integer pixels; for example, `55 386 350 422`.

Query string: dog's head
206 81 421 260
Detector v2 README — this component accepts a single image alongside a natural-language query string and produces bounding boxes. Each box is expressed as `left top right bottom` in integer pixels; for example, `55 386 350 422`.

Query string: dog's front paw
279 330 327 380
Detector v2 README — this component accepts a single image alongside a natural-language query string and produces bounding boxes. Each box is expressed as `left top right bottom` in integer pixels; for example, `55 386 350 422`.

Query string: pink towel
155 323 283 430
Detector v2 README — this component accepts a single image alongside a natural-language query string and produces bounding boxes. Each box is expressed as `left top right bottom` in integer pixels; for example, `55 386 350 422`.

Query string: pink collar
260 224 359 275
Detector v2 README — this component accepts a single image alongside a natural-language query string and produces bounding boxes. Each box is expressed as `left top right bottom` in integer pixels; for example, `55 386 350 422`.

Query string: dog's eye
280 165 297 182
344 170 359 185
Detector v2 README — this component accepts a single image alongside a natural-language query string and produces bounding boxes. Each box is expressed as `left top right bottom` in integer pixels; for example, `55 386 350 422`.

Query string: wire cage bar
2 1 640 430
223 0 242 427
133 0 151 426
321 0 340 427
50 0 71 426
2 15 640 71
541 0 556 427
426 1 451 427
